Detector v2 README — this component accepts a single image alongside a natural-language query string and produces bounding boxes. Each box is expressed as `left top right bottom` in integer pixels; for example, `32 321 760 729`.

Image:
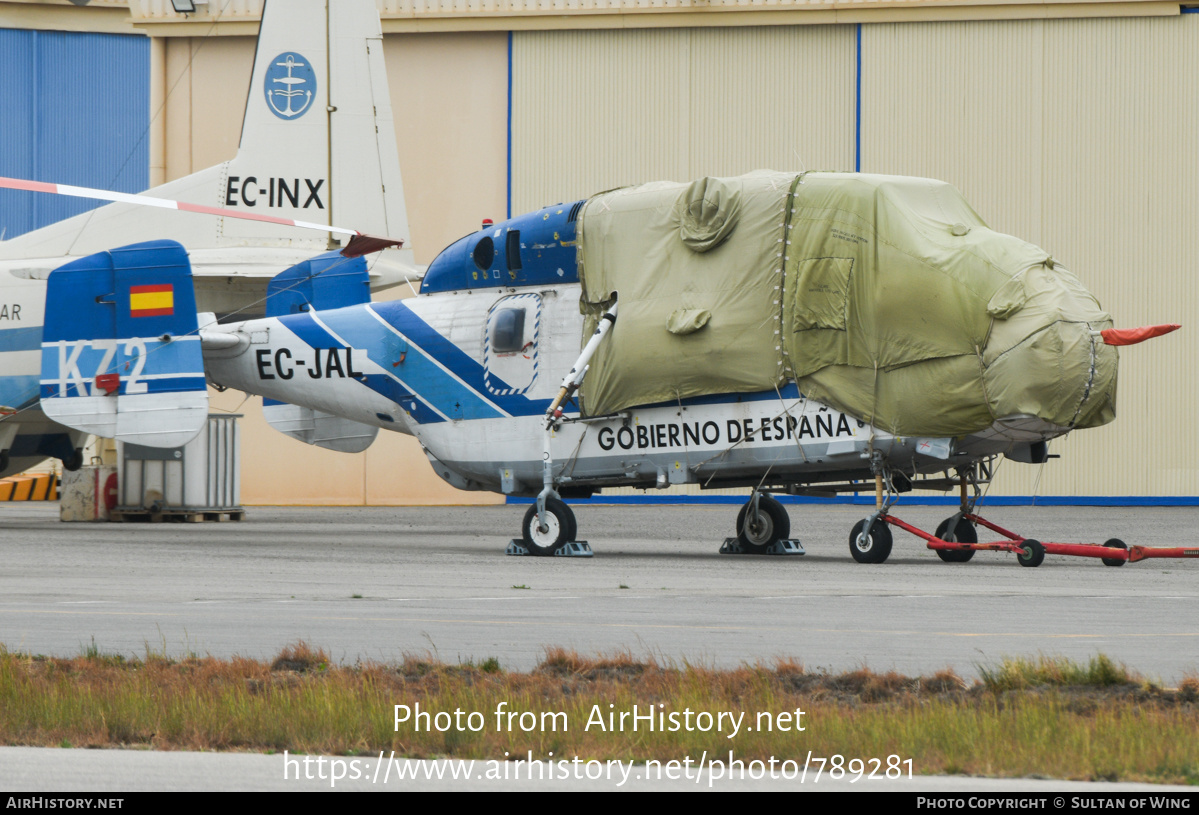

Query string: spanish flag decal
129 284 174 318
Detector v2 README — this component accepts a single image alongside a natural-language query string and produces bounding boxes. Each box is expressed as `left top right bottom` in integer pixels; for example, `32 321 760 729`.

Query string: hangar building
0 0 1194 505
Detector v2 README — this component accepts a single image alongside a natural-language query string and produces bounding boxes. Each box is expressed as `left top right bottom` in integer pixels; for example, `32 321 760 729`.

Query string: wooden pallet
109 508 245 523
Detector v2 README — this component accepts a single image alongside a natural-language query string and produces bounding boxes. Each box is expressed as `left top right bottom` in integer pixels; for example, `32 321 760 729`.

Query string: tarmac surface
2 501 1197 792
1 501 1197 679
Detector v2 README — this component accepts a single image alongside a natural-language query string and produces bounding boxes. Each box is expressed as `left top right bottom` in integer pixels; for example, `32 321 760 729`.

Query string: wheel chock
770 539 806 556
505 540 593 557
720 538 805 556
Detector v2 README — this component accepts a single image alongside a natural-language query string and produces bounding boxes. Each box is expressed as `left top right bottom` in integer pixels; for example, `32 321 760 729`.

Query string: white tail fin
0 0 413 288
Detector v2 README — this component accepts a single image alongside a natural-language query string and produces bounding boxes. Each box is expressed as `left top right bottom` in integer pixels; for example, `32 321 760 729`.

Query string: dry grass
977 653 1134 692
1 643 1197 784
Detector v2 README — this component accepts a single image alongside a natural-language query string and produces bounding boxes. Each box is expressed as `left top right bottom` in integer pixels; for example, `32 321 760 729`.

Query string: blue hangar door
0 29 149 239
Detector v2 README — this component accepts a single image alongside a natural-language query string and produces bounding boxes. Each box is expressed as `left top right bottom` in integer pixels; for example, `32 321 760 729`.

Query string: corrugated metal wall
510 25 856 214
514 14 1198 498
862 14 1199 497
0 29 148 239
1 15 1192 500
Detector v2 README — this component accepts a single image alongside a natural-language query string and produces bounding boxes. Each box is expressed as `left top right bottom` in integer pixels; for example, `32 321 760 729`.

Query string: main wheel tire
1017 538 1045 568
736 494 790 554
849 519 893 564
521 497 577 556
1101 538 1128 568
62 448 83 472
934 516 977 563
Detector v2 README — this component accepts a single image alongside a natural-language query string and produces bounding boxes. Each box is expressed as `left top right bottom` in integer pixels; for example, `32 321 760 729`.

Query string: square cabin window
489 308 526 354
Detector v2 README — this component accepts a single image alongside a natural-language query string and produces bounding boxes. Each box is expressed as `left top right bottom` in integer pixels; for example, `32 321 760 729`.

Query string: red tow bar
879 512 1199 567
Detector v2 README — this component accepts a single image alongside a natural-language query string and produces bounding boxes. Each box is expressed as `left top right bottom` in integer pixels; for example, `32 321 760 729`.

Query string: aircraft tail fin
264 252 371 318
0 0 414 289
221 0 412 257
260 255 378 451
40 240 208 448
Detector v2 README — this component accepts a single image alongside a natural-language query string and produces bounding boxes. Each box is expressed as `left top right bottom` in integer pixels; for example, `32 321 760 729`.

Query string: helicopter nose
981 265 1117 432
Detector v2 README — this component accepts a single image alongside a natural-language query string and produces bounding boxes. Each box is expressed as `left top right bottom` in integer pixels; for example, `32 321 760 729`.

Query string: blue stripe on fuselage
367 302 553 417
278 305 802 426
0 376 40 410
277 310 455 423
356 373 443 425
39 375 207 400
276 312 341 353
0 327 42 353
311 305 526 422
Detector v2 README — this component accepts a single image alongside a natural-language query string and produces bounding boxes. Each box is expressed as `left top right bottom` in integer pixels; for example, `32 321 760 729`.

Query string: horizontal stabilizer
265 251 370 318
262 399 377 453
342 234 404 258
40 240 207 447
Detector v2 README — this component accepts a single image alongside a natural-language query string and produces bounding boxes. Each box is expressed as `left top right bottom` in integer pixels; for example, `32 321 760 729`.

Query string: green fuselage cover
577 171 1116 437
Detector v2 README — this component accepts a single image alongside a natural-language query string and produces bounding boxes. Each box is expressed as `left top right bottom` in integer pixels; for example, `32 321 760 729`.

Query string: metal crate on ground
113 414 243 522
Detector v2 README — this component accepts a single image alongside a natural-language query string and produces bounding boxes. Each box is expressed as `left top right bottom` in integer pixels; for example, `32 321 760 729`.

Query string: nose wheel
849 518 893 564
520 496 577 556
934 516 977 563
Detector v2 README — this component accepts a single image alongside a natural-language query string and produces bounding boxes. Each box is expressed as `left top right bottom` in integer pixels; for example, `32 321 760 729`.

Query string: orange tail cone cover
1100 324 1181 346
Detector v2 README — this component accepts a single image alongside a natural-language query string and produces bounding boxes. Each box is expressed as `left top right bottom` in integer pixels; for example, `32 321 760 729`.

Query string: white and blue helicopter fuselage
26 226 1091 568
204 197 1052 508
205 282 905 498
36 190 1079 558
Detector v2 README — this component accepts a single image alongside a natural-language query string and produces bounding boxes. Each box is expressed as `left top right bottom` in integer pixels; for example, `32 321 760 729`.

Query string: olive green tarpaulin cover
577 171 1117 437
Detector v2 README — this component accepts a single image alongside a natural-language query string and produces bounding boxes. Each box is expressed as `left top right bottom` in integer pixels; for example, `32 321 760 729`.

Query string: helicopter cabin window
484 294 541 395
490 308 526 354
472 236 495 271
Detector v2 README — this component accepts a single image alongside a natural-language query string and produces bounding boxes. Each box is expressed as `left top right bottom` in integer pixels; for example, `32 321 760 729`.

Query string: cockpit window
490 308 526 353
472 236 495 271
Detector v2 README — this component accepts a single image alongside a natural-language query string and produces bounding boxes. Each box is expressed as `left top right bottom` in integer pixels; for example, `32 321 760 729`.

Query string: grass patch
0 644 1196 783
978 654 1133 692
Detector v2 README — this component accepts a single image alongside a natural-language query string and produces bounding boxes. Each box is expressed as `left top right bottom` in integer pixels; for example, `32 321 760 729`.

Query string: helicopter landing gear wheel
934 516 977 563
62 448 84 472
1017 539 1045 568
735 494 790 554
1101 538 1128 568
521 497 577 556
849 519 893 564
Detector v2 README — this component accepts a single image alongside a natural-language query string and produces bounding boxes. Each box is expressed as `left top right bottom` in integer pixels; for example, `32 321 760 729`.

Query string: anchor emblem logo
263 52 317 120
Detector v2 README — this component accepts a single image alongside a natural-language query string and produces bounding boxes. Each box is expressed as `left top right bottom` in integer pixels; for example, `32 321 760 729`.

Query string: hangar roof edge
2 0 1178 36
